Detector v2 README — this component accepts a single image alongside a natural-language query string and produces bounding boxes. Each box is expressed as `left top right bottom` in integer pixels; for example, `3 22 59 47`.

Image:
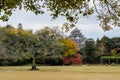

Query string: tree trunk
108 59 110 65
101 58 103 65
31 57 38 70
116 59 118 64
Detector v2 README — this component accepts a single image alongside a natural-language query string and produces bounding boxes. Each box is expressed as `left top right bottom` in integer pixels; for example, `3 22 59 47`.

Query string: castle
69 28 86 48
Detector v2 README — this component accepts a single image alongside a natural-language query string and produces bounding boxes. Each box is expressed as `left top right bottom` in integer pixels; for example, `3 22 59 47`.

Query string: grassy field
0 65 120 80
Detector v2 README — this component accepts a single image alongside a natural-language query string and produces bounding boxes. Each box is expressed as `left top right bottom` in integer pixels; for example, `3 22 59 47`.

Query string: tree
106 37 120 53
36 27 63 63
0 0 120 30
84 38 96 63
0 44 8 59
60 38 79 57
98 36 109 55
101 36 109 45
22 32 40 70
0 25 41 70
96 37 107 56
0 26 14 59
110 49 117 56
96 44 105 56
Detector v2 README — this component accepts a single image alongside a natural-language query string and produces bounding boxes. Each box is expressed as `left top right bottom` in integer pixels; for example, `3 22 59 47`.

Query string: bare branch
93 0 100 16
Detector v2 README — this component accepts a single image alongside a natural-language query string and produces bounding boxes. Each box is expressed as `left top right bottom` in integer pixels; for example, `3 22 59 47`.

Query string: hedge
101 56 120 59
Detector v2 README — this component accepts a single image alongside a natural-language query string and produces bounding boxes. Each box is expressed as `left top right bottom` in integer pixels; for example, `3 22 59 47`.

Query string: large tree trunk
31 57 38 70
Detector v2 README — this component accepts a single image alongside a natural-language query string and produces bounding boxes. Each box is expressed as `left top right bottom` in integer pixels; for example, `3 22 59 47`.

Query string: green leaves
0 15 9 21
94 0 120 30
36 27 63 56
0 0 120 31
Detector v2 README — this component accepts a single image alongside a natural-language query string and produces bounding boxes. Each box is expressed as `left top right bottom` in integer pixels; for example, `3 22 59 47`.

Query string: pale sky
0 9 120 40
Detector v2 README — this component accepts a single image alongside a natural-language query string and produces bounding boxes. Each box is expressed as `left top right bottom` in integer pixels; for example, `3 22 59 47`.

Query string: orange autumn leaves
60 38 79 57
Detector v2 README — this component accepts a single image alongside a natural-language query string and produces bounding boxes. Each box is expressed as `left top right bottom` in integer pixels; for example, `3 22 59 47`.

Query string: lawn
0 65 120 80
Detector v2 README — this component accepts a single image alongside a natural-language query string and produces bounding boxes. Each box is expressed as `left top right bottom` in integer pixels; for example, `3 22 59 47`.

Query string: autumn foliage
63 53 82 65
60 38 79 56
60 38 82 65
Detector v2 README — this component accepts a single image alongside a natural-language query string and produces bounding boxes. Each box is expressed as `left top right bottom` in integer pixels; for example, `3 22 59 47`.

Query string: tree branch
0 0 5 9
93 0 100 16
105 0 115 16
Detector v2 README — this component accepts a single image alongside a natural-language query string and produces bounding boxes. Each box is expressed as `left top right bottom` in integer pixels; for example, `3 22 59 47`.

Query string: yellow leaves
9 28 18 35
9 28 29 36
98 45 105 54
18 29 27 35
61 38 79 57
110 49 117 56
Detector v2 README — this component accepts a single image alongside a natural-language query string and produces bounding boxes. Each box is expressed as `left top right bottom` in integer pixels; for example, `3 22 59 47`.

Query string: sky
0 9 120 40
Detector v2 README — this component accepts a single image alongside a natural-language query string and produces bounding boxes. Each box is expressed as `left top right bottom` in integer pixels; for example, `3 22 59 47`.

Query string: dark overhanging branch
93 0 100 16
105 0 115 16
102 0 120 26
0 0 5 9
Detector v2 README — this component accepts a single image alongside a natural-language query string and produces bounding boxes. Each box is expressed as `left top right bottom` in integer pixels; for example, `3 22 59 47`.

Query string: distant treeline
0 24 120 66
80 36 120 64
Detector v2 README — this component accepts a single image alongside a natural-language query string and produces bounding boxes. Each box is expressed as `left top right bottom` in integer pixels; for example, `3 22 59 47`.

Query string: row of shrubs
0 57 66 66
0 59 31 66
36 57 63 65
0 54 82 66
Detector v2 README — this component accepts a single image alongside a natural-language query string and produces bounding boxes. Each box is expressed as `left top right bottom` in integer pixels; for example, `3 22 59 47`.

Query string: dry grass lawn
0 65 120 80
